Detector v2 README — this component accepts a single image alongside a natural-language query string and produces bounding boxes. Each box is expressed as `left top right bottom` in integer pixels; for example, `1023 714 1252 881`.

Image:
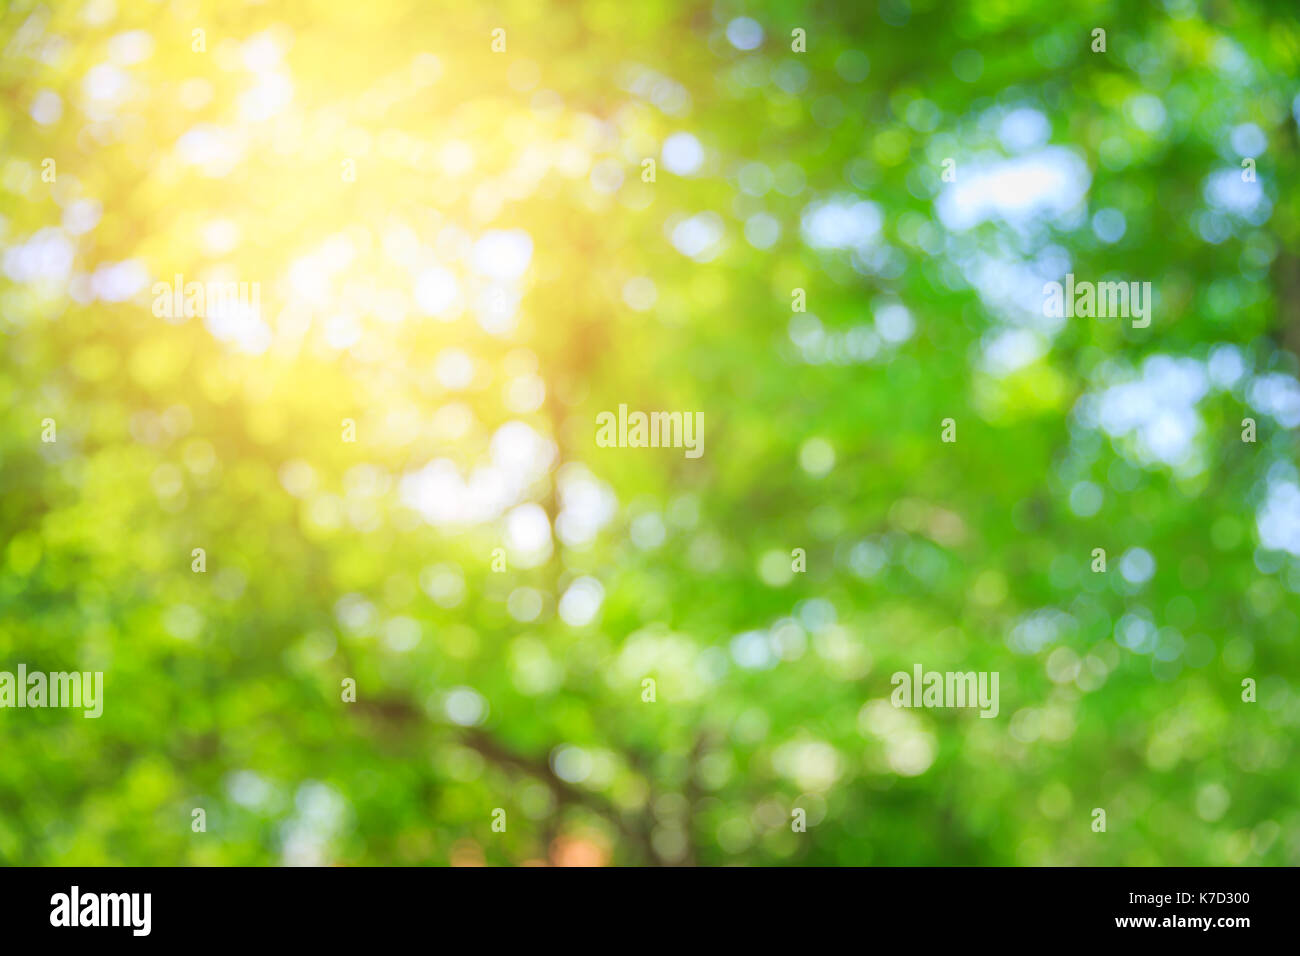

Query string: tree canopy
1 0 1298 865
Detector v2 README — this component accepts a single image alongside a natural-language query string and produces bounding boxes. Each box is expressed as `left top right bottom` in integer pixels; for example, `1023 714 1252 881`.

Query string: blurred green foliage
1 0 1298 865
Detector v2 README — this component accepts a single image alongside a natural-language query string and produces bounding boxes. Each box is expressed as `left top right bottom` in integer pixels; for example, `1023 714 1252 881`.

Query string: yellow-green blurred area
1 0 1298 866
